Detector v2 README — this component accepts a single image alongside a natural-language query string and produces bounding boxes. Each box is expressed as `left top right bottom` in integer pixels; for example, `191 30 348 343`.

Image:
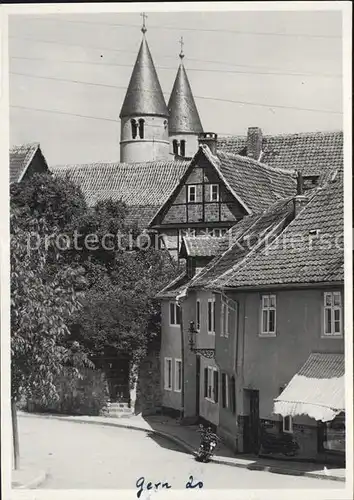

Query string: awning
274 353 344 422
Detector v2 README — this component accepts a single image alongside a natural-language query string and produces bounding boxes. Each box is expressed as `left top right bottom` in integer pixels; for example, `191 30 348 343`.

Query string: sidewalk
12 467 47 489
18 411 345 483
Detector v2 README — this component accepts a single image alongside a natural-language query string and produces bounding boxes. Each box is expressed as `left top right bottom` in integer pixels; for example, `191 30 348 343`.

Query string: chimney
247 127 263 160
198 132 218 155
293 171 308 217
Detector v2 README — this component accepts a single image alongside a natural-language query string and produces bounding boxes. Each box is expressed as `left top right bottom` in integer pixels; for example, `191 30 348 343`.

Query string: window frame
221 372 229 409
164 357 172 391
221 298 235 338
282 415 293 434
196 299 201 331
207 298 216 335
260 294 277 337
187 185 197 203
169 301 181 327
205 366 219 403
210 184 220 202
323 291 343 338
174 359 182 393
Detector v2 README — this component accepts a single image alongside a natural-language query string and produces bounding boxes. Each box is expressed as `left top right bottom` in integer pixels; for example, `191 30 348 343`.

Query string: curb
13 470 47 489
19 413 345 483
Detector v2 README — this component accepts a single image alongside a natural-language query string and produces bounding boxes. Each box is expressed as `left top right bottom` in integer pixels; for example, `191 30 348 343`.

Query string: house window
205 366 219 403
164 358 172 390
210 184 219 202
221 298 236 338
230 376 236 414
138 118 145 139
174 359 182 392
169 301 181 326
187 185 196 203
131 119 137 139
180 140 186 157
196 299 201 331
221 373 229 409
324 292 342 336
208 298 216 334
261 294 276 336
283 416 293 433
187 258 194 278
173 139 179 156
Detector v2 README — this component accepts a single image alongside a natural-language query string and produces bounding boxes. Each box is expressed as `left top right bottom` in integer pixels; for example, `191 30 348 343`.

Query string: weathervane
179 36 184 60
141 12 148 35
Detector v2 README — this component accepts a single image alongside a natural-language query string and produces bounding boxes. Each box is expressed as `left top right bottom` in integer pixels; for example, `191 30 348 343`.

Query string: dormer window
210 184 219 202
187 185 196 203
180 140 186 157
138 119 145 139
131 119 137 139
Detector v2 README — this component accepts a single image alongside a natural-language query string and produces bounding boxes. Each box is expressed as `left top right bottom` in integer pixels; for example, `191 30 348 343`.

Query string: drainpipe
179 306 185 421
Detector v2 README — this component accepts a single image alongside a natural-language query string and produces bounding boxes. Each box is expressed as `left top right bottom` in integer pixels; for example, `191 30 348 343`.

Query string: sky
8 9 343 165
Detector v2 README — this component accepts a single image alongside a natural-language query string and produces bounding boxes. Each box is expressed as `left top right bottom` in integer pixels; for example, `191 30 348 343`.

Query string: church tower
119 16 170 163
168 38 203 158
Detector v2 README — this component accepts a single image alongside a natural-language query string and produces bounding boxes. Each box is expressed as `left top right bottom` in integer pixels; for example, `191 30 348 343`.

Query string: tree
70 248 177 368
10 209 92 468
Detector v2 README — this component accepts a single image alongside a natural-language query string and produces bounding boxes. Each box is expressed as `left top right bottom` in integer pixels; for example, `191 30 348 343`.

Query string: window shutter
230 376 236 414
214 370 219 403
222 373 226 408
204 368 208 398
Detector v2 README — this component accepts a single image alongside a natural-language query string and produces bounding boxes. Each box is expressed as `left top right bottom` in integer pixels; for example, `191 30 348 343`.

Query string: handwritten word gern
136 475 204 497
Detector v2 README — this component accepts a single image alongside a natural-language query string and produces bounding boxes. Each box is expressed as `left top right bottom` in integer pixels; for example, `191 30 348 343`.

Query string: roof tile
9 142 40 184
217 130 343 177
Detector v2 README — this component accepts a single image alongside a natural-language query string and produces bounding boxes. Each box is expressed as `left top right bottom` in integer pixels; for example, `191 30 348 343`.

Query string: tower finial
179 36 184 60
141 12 148 35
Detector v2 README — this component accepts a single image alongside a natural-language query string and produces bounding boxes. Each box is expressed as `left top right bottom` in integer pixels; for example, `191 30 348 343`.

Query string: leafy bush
27 367 110 416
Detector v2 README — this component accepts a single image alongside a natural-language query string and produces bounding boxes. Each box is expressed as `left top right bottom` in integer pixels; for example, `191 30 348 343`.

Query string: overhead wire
10 72 342 115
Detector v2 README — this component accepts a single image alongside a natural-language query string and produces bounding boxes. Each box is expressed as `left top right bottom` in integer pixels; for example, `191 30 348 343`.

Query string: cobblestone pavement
16 415 344 490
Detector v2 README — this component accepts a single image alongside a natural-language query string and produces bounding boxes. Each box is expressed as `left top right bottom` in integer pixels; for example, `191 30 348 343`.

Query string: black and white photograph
1 2 352 499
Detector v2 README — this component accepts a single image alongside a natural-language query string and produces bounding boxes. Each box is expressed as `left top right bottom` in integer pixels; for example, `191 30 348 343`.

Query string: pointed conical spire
168 41 203 135
119 30 168 119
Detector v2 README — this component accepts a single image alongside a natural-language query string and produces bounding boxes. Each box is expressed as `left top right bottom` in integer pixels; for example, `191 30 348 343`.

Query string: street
15 415 344 490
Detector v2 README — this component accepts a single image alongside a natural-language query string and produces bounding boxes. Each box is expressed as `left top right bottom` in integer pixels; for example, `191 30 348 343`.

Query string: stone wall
135 348 162 416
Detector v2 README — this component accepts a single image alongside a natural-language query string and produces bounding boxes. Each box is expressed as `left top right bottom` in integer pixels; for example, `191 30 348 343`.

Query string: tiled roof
204 147 297 213
217 130 343 177
274 353 344 421
51 160 189 227
119 37 168 118
181 236 222 258
190 196 295 289
155 271 190 299
9 142 40 183
214 174 343 288
168 63 203 134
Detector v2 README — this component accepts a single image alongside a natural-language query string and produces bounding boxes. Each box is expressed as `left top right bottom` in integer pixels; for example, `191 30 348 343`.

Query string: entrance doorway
106 357 130 403
243 389 260 454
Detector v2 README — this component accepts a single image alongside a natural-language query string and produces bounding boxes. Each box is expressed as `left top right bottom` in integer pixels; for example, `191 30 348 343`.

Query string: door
244 389 260 454
106 357 130 403
196 356 200 416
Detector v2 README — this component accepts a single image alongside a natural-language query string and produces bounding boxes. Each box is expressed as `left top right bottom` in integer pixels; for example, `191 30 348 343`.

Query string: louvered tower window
138 119 145 139
131 119 138 139
173 140 179 156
